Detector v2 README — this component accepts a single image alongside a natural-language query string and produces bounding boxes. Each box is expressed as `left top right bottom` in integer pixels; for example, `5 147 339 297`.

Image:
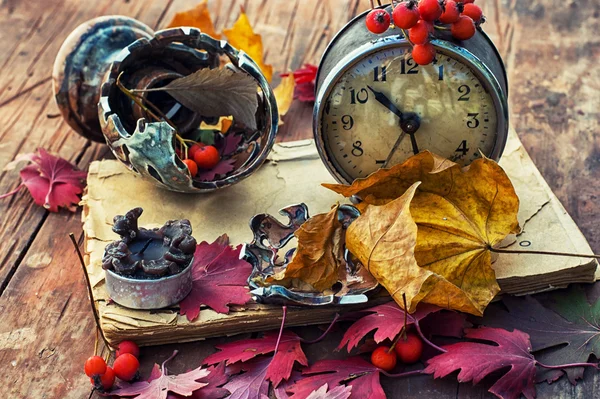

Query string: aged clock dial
320 45 499 182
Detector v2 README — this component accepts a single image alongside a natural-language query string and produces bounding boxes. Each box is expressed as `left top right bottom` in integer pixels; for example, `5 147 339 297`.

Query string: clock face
319 45 500 182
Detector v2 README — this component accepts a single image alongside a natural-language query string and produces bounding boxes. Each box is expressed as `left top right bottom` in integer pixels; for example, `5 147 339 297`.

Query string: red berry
365 9 391 34
462 3 483 23
408 20 431 45
188 143 204 160
84 356 107 378
463 0 475 3
370 346 397 371
116 340 140 358
394 333 423 364
418 0 443 22
183 159 198 177
439 0 461 24
392 1 420 29
90 366 115 391
451 15 476 40
194 145 220 169
412 43 437 65
113 353 140 381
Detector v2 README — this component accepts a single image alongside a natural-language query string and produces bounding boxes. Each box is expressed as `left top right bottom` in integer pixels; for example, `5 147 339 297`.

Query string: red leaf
196 158 235 181
424 327 537 399
288 357 385 399
420 310 470 339
220 134 242 157
221 358 271 399
179 235 252 320
110 354 210 399
204 330 308 387
280 64 317 103
2 148 86 212
337 302 440 352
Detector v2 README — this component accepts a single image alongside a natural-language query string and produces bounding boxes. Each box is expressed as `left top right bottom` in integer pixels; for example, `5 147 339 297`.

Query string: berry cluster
365 0 485 65
370 331 424 371
177 143 221 178
84 340 141 393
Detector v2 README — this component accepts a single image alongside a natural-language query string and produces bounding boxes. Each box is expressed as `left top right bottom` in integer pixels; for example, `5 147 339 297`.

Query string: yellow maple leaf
223 12 274 83
273 74 296 124
269 205 344 292
327 152 520 316
165 0 220 39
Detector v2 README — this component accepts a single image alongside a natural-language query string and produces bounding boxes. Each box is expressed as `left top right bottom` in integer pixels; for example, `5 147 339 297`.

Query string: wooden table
0 0 598 397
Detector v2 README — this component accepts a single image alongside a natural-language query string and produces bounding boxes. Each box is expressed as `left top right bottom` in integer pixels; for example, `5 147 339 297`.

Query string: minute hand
367 85 405 121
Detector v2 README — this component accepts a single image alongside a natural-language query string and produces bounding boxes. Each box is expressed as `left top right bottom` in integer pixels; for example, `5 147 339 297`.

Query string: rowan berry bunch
365 0 485 65
84 340 141 393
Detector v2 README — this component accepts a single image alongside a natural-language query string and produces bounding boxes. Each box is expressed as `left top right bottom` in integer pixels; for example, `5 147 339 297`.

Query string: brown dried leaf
329 152 520 316
150 68 258 130
269 205 344 292
165 0 220 39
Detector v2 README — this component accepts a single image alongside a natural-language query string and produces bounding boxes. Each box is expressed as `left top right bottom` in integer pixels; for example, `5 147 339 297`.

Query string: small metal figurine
243 204 379 306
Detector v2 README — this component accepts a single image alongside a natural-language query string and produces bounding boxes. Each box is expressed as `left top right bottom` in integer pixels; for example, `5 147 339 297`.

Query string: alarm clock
313 5 508 184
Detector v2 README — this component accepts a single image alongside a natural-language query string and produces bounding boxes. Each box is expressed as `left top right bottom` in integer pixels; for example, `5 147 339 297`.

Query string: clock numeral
400 58 419 75
351 141 364 157
438 65 444 81
373 66 387 82
350 88 369 104
458 85 471 101
455 140 469 156
341 115 354 130
466 113 480 128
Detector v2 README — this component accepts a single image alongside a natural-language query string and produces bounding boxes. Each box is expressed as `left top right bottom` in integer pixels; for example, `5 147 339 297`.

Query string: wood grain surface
0 0 598 398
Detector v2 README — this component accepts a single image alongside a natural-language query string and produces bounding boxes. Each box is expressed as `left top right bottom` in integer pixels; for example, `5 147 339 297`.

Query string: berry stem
400 29 415 48
69 233 113 352
273 305 288 356
414 321 447 353
300 313 340 344
536 361 600 370
0 184 23 200
434 24 450 30
380 369 424 378
489 247 600 260
116 72 189 157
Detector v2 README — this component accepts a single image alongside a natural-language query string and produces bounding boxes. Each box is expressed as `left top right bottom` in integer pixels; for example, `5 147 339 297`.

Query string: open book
82 130 597 346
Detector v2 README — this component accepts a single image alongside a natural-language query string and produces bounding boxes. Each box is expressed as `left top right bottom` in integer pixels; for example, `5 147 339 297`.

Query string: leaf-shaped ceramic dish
242 204 379 306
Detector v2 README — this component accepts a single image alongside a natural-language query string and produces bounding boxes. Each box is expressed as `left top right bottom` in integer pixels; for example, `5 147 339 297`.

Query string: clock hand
367 85 422 159
367 85 405 120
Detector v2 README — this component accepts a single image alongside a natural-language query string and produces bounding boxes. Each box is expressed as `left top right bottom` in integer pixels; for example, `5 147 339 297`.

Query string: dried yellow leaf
273 73 296 124
223 12 274 83
166 0 220 39
269 205 344 292
327 152 520 316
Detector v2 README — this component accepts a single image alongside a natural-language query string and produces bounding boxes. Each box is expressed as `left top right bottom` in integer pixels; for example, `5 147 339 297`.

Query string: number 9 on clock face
315 42 508 183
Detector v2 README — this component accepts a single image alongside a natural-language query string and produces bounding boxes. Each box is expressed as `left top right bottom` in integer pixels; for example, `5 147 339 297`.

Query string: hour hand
367 85 404 120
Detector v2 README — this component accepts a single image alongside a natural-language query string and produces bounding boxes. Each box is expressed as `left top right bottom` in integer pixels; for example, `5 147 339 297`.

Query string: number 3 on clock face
317 44 505 183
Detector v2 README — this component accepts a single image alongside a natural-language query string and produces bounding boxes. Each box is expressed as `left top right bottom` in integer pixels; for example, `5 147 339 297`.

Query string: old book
81 130 597 346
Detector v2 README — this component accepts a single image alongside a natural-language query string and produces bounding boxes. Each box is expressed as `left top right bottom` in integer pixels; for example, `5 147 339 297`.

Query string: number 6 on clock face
313 9 508 184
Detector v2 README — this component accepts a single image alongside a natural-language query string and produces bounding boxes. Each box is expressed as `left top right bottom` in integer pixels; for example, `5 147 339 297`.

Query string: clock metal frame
313 6 509 185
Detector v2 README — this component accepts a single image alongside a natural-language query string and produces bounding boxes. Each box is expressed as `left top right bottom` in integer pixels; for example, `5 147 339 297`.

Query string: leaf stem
69 233 113 352
536 361 599 370
300 313 340 344
489 247 600 260
414 321 447 353
161 350 179 375
380 369 424 378
0 184 23 200
273 305 287 356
